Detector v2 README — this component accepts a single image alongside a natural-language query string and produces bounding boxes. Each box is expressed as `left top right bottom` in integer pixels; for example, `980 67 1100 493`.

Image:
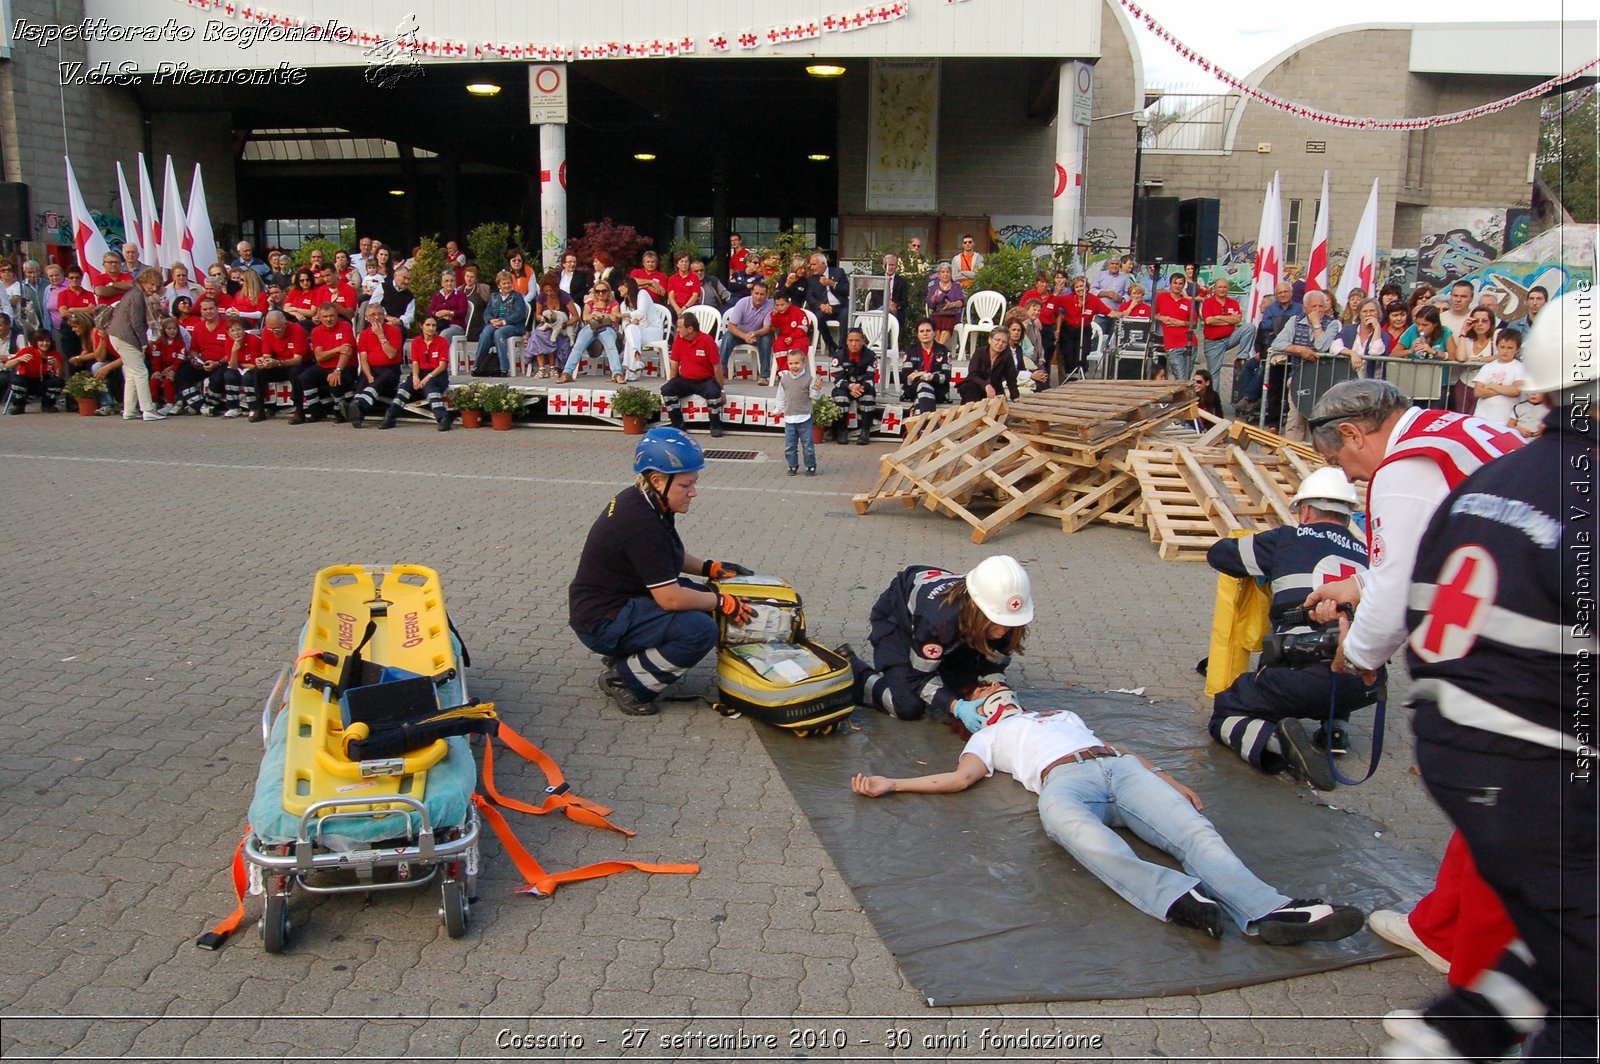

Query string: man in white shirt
1437 280 1473 338
851 689 1364 944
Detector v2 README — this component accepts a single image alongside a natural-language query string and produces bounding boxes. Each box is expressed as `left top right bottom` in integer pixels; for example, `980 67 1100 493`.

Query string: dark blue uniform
857 565 1010 720
568 486 717 705
1401 420 1595 1063
829 343 876 442
1207 522 1383 772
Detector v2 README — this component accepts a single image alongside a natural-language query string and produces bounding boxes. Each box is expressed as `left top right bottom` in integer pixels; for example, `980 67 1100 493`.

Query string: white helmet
966 555 1034 626
1519 286 1597 396
1290 467 1360 515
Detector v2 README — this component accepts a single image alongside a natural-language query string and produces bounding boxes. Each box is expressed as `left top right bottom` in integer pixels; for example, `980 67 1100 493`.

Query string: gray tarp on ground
758 687 1435 1006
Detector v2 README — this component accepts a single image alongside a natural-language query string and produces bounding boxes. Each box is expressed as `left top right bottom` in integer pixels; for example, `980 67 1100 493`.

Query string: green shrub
467 221 522 275
970 244 1040 304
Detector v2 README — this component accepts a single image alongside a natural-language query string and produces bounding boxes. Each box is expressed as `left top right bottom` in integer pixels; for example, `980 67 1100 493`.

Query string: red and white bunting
177 0 904 61
1116 0 1599 132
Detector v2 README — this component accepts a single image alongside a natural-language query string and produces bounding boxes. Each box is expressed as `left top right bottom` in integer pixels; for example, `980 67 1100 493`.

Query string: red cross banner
547 390 568 416
721 397 746 424
568 389 591 416
589 390 611 418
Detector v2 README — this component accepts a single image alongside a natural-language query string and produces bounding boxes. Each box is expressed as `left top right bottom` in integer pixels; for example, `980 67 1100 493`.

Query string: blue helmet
633 426 705 476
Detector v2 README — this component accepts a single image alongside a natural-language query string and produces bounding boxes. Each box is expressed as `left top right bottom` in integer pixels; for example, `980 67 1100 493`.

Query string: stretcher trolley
201 564 494 953
707 575 856 737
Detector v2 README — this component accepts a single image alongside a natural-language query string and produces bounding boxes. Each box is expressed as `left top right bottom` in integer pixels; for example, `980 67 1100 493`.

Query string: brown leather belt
1040 745 1125 785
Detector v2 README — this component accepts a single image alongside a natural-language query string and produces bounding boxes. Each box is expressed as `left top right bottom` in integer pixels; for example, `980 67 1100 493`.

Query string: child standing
774 349 822 476
1470 329 1526 428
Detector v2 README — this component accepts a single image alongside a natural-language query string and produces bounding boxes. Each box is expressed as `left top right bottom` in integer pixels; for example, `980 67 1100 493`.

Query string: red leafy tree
566 217 653 270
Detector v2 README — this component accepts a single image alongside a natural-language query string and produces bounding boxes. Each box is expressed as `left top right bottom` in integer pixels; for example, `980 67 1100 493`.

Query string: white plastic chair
448 336 468 376
953 290 1007 358
637 305 674 380
685 305 722 341
856 316 901 392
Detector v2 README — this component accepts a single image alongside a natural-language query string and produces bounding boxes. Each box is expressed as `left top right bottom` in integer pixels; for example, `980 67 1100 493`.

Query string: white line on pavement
0 453 849 498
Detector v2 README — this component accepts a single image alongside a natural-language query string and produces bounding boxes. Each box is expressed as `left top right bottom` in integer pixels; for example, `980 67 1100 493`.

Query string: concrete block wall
1 0 143 245
838 58 1054 220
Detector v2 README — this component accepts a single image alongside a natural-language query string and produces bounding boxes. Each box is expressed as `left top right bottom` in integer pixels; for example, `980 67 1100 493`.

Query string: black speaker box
1135 196 1179 263
1179 197 1221 265
0 183 31 241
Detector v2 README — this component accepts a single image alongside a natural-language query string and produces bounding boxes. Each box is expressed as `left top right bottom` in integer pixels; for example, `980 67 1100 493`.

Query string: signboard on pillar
528 64 568 124
1070 61 1093 127
866 59 939 212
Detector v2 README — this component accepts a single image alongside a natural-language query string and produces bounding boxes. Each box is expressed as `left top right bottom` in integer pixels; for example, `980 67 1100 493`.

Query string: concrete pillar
1052 61 1088 245
538 123 567 270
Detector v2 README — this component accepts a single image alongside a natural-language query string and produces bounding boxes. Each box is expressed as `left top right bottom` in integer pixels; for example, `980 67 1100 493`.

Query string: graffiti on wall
1418 229 1498 287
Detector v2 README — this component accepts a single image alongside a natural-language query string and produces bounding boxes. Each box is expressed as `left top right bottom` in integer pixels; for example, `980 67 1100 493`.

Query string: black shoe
805 467 816 476
1278 719 1336 790
598 667 658 716
1166 888 1224 939
248 409 267 423
332 400 348 424
708 418 725 439
349 402 365 428
1313 725 1349 756
288 411 306 425
1254 900 1364 945
836 642 872 678
832 425 849 445
788 467 798 476
437 411 453 432
856 424 871 445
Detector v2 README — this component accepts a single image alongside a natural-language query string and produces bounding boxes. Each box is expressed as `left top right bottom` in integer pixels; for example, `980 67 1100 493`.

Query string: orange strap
481 721 632 834
473 795 697 897
196 830 251 949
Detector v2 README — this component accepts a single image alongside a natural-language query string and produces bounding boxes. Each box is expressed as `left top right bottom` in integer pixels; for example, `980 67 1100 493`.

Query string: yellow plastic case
281 563 459 815
709 575 855 737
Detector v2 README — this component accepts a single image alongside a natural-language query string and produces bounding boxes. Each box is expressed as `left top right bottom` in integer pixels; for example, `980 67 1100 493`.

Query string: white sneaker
157 404 175 415
142 412 167 421
1379 1010 1469 1062
223 408 242 418
1368 909 1450 973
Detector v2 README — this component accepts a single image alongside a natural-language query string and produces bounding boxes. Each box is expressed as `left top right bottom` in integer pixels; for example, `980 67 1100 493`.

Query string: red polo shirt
1154 291 1194 351
261 327 308 363
311 283 358 317
185 317 232 363
665 272 702 309
227 332 263 368
670 333 720 381
309 321 356 368
356 323 404 368
1200 295 1243 341
57 287 95 314
410 335 449 372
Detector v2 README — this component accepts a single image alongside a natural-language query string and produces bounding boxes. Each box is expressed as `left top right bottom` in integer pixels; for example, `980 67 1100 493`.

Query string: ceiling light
807 153 831 162
466 83 501 96
805 64 846 78
633 152 656 162
388 189 406 196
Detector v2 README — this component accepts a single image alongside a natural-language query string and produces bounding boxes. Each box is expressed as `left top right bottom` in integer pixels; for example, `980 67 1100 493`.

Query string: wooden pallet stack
852 380 1330 556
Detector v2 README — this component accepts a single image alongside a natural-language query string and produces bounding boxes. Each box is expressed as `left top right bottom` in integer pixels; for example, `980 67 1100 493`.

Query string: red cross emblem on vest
1411 545 1498 663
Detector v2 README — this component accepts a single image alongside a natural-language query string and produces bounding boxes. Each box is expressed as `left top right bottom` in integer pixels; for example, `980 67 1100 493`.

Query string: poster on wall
866 59 939 212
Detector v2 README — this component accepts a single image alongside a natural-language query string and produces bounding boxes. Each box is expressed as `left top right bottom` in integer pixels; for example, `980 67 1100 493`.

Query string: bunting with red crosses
1115 0 1599 132
176 0 907 64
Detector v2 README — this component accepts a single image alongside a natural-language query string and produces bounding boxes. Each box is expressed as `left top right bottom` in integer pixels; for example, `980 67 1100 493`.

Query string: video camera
1259 605 1350 669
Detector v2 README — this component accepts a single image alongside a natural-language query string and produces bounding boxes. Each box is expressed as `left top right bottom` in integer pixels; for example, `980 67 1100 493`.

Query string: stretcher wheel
440 878 469 939
261 892 292 954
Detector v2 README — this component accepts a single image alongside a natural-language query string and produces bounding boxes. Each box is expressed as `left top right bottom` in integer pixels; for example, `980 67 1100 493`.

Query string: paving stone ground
0 414 1452 1061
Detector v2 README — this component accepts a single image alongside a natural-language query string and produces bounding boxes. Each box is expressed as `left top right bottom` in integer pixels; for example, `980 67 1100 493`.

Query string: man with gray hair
865 253 910 336
1269 289 1339 441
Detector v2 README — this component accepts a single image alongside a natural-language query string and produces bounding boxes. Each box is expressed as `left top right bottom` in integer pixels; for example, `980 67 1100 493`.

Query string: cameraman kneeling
1206 468 1382 790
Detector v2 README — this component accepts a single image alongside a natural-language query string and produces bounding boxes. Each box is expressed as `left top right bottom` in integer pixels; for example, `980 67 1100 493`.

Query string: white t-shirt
1345 408 1452 673
1472 358 1525 427
961 710 1104 794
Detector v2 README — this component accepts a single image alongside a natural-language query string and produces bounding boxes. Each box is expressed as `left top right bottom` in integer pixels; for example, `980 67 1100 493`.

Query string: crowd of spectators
0 230 1544 441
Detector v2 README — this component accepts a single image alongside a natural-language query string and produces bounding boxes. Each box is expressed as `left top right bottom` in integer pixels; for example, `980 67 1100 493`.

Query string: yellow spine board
281 563 457 816
1204 561 1272 698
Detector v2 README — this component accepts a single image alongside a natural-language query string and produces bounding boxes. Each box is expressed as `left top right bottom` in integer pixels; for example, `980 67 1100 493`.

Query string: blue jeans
783 418 816 471
1202 324 1257 382
1164 345 1195 381
575 583 718 703
719 330 773 378
1036 755 1288 931
569 324 621 375
475 323 525 374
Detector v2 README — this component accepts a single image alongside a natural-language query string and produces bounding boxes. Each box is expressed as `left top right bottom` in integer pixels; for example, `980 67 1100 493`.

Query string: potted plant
448 382 487 429
63 371 108 416
478 382 523 430
811 395 842 443
611 385 661 435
